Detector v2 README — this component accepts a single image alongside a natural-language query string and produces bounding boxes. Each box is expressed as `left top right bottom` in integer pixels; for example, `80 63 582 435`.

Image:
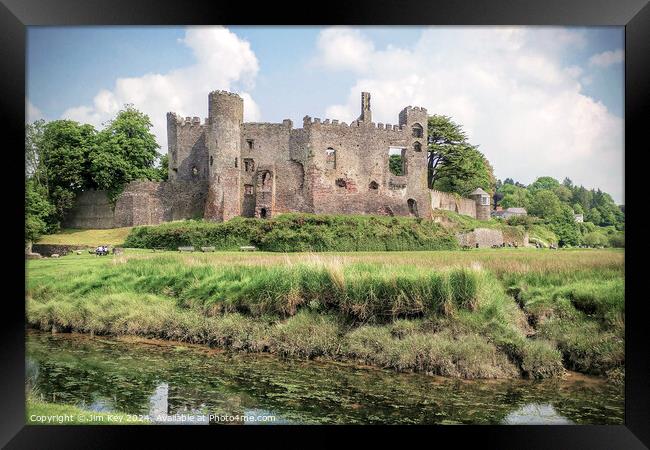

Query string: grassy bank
26 249 623 380
123 214 460 251
27 395 149 425
37 227 133 246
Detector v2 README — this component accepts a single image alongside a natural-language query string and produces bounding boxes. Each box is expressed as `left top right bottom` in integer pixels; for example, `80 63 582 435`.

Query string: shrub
124 214 459 252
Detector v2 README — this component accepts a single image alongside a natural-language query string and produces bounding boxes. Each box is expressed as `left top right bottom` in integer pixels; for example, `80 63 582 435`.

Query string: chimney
359 92 372 122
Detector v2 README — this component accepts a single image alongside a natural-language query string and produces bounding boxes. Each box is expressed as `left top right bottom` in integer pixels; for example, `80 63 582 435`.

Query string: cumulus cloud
317 27 624 202
62 26 261 151
589 49 624 68
26 99 45 123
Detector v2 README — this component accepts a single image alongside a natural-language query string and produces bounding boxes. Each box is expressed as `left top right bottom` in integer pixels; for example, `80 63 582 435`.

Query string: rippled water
26 331 624 425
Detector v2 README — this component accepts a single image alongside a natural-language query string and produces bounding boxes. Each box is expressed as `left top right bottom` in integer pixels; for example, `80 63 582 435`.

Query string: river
26 331 624 425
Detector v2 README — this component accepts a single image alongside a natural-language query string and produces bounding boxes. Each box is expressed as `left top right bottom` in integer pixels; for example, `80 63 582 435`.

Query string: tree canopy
25 105 164 244
427 115 494 196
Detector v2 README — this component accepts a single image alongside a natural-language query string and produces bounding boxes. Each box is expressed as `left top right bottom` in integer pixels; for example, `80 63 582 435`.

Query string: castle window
408 198 419 217
210 156 213 166
388 147 407 176
325 148 336 170
413 141 422 152
235 157 238 168
369 181 379 190
244 158 255 172
260 208 268 219
412 123 423 138
192 166 198 176
244 184 254 195
262 171 271 188
335 178 347 188
247 139 254 150
480 195 490 206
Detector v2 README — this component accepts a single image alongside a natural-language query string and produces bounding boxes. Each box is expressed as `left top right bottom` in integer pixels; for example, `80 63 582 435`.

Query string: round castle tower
469 188 491 221
204 91 243 222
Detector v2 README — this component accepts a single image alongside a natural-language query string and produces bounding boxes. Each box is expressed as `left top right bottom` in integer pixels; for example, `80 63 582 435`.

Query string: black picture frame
2 0 648 447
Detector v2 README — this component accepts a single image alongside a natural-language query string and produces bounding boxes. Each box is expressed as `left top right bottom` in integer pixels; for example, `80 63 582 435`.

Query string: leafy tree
25 178 55 244
528 190 562 219
427 115 494 196
157 153 169 181
583 231 609 247
553 185 573 203
528 176 560 193
572 203 584 215
547 204 582 246
499 184 532 210
586 207 602 225
434 146 495 196
89 105 160 202
40 120 97 221
25 120 46 179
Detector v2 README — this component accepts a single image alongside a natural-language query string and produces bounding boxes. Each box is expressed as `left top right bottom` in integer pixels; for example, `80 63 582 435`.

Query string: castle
64 91 491 228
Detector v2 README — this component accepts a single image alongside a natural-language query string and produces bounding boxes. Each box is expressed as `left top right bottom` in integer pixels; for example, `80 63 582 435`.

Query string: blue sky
27 26 624 202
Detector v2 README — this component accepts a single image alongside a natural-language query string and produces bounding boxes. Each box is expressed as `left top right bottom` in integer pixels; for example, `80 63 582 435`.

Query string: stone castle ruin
64 91 491 228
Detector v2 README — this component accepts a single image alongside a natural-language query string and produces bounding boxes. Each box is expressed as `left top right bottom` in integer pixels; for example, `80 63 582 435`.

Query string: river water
26 331 624 425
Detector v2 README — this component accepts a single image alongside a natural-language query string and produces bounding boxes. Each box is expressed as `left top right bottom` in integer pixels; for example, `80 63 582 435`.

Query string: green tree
528 176 560 193
553 185 573 203
528 190 562 219
157 153 169 181
547 204 582 246
586 207 602 225
499 184 532 210
427 115 494 196
25 178 55 244
89 105 160 202
40 120 97 221
572 203 584 215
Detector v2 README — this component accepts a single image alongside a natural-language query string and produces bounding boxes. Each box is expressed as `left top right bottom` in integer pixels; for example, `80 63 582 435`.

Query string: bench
178 246 195 252
200 246 216 252
239 246 257 252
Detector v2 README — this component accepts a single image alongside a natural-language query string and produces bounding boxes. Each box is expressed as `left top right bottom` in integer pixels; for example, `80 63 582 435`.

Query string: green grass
26 395 149 425
26 248 623 380
37 227 133 246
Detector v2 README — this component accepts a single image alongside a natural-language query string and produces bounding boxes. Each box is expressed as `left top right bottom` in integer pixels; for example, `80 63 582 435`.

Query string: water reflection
26 332 623 425
502 403 573 425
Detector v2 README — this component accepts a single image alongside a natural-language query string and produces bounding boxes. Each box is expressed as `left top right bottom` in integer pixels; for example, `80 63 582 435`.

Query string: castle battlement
302 115 405 132
167 112 208 127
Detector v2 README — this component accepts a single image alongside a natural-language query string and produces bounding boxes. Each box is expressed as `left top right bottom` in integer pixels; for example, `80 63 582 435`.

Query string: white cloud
317 27 624 202
589 49 624 68
61 26 261 151
26 99 45 123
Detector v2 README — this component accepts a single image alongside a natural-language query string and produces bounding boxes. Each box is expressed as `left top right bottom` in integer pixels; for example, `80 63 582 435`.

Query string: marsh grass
26 248 623 380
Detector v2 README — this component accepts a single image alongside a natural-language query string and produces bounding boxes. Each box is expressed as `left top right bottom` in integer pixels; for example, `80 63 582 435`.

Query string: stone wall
63 190 115 229
456 228 504 248
65 181 207 229
32 243 90 257
430 190 477 218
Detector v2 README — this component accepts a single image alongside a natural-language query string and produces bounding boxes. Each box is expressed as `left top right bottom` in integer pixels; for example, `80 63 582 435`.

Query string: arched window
412 123 423 138
260 208 268 218
325 148 336 170
369 181 379 190
413 141 422 152
192 166 198 176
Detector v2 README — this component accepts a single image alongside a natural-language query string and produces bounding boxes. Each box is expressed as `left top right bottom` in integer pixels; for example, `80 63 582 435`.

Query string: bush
124 214 459 252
